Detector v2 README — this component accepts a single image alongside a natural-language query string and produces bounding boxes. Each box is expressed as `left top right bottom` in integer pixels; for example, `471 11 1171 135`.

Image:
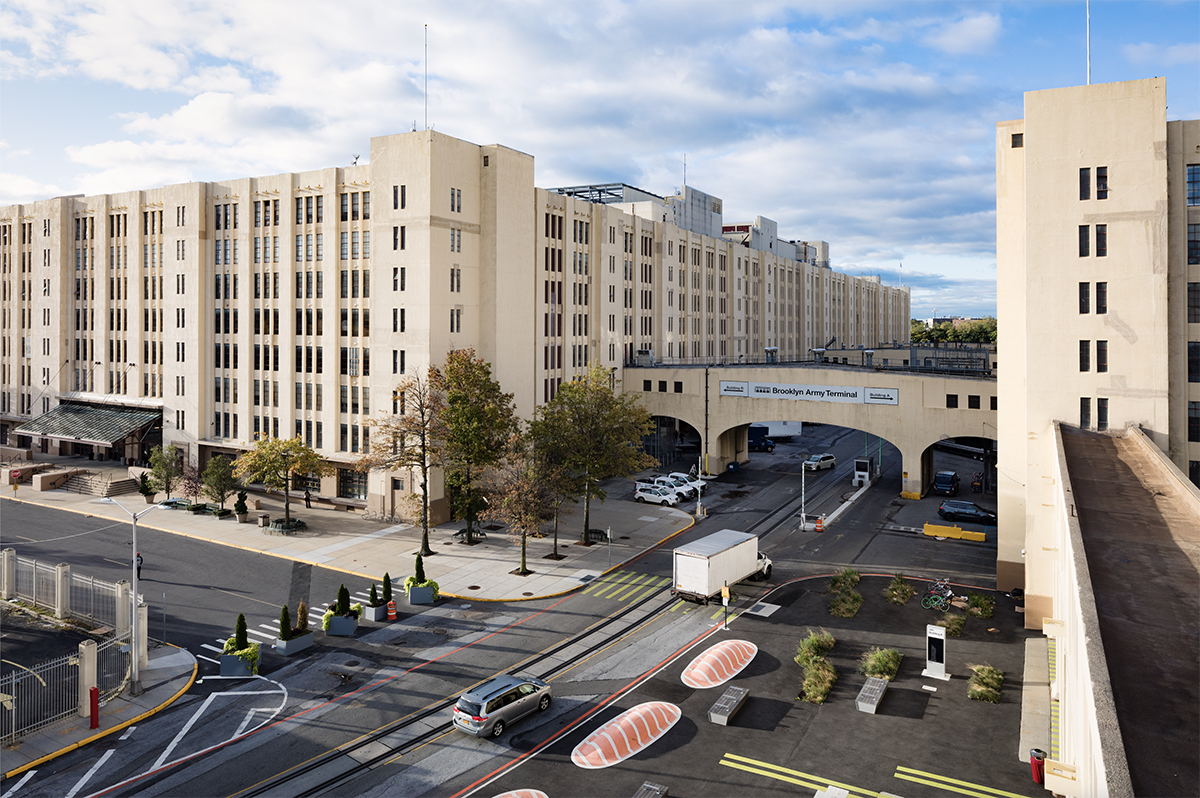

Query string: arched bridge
622 363 997 497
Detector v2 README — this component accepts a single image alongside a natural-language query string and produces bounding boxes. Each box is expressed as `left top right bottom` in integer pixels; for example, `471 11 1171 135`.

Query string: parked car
452 674 551 738
652 474 697 499
803 453 837 471
937 500 998 525
635 486 680 506
669 471 708 495
932 470 960 496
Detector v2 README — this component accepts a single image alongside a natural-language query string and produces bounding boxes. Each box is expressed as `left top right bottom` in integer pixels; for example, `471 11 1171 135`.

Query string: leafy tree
485 430 558 575
431 349 517 545
148 444 182 500
525 419 580 559
233 436 331 525
202 455 240 508
535 364 655 544
180 460 203 505
358 368 444 556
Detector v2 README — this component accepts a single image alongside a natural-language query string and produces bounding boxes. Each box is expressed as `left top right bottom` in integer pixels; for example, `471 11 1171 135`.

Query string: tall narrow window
1097 398 1108 431
1096 166 1108 200
1190 282 1200 324
1080 398 1091 430
1079 225 1089 257
1096 224 1107 257
1079 340 1090 372
1079 282 1089 314
1097 340 1108 373
1079 167 1090 200
1096 282 1108 314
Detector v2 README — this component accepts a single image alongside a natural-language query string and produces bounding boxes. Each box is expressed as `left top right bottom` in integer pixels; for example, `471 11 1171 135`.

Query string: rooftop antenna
1086 0 1091 85
899 261 903 288
683 154 687 188
424 24 429 130
351 155 360 166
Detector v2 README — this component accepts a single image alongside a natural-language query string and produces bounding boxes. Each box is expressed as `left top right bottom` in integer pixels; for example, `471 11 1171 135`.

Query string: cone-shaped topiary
296 600 309 633
382 573 392 603
337 584 350 616
415 553 426 584
235 613 249 650
369 583 379 606
279 605 292 641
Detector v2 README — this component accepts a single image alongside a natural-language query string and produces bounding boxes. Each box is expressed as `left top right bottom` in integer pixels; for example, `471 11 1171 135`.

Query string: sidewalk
4 454 699 601
3 644 197 781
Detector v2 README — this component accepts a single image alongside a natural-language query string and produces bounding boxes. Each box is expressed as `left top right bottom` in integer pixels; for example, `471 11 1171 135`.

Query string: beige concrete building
0 130 909 519
997 78 1200 796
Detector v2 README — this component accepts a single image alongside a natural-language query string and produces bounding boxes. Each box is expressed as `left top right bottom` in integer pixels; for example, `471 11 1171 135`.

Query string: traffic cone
386 600 397 621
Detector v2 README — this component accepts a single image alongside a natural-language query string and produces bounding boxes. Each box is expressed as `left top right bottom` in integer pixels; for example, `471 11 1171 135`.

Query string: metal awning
12 405 161 447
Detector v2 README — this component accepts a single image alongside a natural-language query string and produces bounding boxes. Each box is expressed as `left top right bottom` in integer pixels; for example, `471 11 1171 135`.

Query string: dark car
932 470 960 496
937 500 997 525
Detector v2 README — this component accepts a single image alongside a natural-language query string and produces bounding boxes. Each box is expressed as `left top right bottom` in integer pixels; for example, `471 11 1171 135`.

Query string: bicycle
361 510 377 521
921 593 952 611
925 578 951 597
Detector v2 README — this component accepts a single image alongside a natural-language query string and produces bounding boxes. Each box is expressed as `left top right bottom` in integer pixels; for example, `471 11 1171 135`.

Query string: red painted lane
681 639 758 689
571 701 681 769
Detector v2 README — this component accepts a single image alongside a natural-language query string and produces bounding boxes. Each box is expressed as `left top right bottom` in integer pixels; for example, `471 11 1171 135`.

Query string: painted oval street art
570 701 682 769
681 639 758 689
491 791 548 798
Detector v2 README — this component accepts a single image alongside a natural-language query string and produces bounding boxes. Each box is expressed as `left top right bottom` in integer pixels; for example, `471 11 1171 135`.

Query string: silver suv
451 674 551 737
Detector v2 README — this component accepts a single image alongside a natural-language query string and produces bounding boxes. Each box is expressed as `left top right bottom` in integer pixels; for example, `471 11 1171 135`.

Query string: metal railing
68 573 119 627
14 558 58 609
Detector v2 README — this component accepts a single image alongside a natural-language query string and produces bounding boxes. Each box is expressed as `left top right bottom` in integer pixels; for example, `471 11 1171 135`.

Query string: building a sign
719 381 899 406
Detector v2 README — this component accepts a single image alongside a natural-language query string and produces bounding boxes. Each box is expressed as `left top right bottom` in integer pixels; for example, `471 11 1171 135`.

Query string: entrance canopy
13 405 161 447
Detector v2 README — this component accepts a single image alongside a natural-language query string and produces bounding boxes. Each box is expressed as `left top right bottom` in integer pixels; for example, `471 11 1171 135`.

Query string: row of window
946 394 997 410
1078 224 1107 258
1079 397 1109 431
1078 282 1108 314
1079 340 1109 372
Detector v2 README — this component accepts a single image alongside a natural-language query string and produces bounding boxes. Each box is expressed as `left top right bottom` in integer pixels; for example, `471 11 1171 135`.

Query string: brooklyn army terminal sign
719 380 899 406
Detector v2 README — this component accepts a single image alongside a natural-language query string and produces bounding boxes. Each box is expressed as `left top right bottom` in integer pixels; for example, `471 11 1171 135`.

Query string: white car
652 475 696 499
803 453 837 471
669 472 707 495
634 486 679 506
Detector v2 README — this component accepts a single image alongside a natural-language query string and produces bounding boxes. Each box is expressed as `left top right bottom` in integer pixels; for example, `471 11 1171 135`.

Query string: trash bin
1030 748 1046 785
727 461 740 473
258 514 270 528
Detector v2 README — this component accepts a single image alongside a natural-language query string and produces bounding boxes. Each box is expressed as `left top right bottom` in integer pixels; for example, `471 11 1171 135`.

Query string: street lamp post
99 496 164 696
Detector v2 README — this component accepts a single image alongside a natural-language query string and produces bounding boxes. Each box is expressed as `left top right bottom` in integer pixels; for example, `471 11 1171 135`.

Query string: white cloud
1122 41 1200 67
0 173 64 206
923 13 1001 56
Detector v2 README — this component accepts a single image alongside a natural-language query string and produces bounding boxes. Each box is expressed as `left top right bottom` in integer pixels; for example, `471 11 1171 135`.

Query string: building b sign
719 381 899 406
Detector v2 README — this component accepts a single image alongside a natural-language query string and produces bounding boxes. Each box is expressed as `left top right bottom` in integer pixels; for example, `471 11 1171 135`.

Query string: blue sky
2 1 1197 318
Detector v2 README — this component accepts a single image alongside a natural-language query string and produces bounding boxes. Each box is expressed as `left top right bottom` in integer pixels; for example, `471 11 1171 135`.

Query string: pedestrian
136 552 143 580
304 489 312 509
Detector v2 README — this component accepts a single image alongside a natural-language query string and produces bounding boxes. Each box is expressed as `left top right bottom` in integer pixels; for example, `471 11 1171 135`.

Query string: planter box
220 654 253 677
408 585 437 605
325 615 358 636
274 632 313 655
364 603 389 622
236 513 249 523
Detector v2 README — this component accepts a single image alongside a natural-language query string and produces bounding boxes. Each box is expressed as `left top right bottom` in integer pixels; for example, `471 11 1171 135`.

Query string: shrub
234 490 249 516
296 600 309 633
278 605 292 641
138 473 155 497
415 552 426 584
830 590 864 618
369 583 379 607
884 573 914 605
382 573 392 604
221 636 260 674
337 584 350 616
234 613 249 650
800 659 838 704
321 608 335 631
859 647 903 681
967 591 995 618
967 663 1004 703
794 629 836 667
829 568 861 594
938 612 966 637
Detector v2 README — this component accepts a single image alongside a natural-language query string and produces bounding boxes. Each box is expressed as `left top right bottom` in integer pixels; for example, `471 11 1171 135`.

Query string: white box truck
672 529 773 604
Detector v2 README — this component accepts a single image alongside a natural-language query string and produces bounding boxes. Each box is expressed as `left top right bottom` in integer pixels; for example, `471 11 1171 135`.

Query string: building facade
995 78 1200 597
0 130 909 519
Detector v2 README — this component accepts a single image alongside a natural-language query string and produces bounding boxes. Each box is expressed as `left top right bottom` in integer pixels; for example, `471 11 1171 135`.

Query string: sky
2 1 1197 318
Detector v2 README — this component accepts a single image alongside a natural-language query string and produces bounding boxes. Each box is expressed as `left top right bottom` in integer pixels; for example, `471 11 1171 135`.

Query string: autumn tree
234 436 330 526
202 455 240 508
536 363 655 544
526 413 580 560
180 460 203 505
431 349 517 545
149 444 182 500
358 368 444 556
484 430 557 576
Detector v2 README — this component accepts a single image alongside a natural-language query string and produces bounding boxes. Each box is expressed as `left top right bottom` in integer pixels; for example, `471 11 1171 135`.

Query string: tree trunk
418 461 433 556
519 531 529 575
552 508 560 558
283 473 291 523
581 488 591 545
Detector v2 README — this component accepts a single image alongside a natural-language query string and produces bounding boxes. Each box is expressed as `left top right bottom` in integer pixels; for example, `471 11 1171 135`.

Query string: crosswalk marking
582 571 634 596
719 753 877 797
594 572 651 600
893 765 1032 798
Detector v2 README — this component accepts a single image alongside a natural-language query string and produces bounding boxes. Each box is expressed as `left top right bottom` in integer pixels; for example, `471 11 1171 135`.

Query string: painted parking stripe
669 599 686 612
197 654 219 664
201 643 224 654
246 629 274 641
591 573 645 599
893 765 1032 798
719 753 877 797
612 575 669 602
581 571 631 596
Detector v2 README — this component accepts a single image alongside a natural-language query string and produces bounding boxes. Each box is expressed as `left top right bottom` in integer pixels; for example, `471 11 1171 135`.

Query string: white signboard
719 380 899 406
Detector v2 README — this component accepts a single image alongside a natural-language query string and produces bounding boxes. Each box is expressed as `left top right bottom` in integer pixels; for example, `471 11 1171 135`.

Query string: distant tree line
910 317 996 344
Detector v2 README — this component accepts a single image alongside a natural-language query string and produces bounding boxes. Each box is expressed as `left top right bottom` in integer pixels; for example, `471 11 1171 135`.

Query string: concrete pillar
1 548 14 599
900 446 932 499
137 604 149 670
115 579 131 634
55 562 71 619
77 639 97 718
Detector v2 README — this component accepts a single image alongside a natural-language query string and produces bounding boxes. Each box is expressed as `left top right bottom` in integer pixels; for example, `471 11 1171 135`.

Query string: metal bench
632 782 668 798
855 677 889 714
708 685 749 726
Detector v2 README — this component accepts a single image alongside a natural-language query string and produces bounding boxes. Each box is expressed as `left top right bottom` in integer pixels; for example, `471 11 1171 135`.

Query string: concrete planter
274 632 313 655
236 513 249 523
220 654 253 677
142 494 157 504
364 603 389 622
325 615 358 636
407 585 437 605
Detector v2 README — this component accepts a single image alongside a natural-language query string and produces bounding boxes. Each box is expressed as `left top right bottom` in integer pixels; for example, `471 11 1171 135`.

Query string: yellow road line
618 575 670 602
593 572 646 599
669 599 685 611
581 571 628 595
608 574 655 601
894 765 1032 798
720 753 877 797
